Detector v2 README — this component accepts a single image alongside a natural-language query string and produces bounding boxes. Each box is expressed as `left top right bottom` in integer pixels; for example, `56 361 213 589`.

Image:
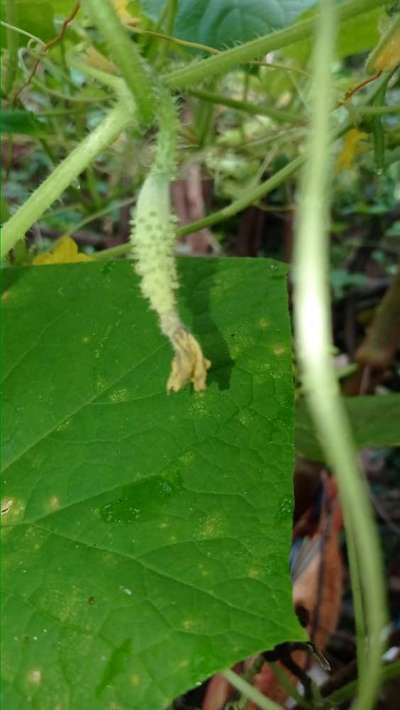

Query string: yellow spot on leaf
48 496 60 512
336 129 368 171
109 388 128 403
198 514 223 539
32 236 94 266
56 418 71 432
130 674 142 687
1 497 25 523
273 344 286 356
27 669 42 685
177 658 189 669
182 618 195 631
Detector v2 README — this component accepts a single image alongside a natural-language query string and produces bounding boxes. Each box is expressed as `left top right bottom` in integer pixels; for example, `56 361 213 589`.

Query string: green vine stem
4 0 18 95
324 660 400 706
355 104 400 115
0 100 134 259
165 0 387 90
81 0 155 123
222 669 281 710
0 0 387 260
293 3 387 710
188 88 301 124
95 156 304 260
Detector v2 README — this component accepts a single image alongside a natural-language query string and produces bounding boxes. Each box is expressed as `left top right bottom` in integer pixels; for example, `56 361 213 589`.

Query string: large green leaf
0 0 76 48
296 395 400 462
141 0 317 50
1 258 305 709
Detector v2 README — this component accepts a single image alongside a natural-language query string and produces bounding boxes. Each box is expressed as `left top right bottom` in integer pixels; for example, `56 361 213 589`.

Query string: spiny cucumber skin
130 172 178 319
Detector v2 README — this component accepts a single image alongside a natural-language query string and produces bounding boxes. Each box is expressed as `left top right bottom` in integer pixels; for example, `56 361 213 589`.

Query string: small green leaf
296 394 400 461
0 110 45 136
1 258 305 708
141 0 317 49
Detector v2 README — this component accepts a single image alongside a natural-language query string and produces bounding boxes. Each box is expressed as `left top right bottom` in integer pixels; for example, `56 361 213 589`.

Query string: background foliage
1 0 400 708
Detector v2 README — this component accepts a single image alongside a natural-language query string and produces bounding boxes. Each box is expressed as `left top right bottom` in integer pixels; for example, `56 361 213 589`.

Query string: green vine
3 0 18 95
0 0 387 261
164 0 387 90
81 0 155 123
293 2 387 710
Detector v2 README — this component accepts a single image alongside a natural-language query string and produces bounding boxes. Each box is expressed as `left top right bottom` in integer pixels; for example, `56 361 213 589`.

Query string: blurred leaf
0 110 45 136
386 220 400 237
285 5 383 63
0 0 77 47
1 2 52 47
296 395 400 461
366 15 400 73
1 258 305 708
330 269 368 299
141 0 317 50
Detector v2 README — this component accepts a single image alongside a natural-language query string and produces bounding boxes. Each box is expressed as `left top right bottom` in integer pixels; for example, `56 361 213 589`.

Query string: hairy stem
1 100 134 259
164 0 386 89
293 2 387 709
81 0 154 122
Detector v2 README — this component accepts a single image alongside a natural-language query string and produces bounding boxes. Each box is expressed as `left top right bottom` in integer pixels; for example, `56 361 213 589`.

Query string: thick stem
1 101 133 259
81 0 154 123
165 0 386 90
293 2 387 710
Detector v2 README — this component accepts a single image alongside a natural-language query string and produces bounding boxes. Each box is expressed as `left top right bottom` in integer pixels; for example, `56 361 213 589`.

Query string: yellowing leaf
112 0 138 25
85 47 117 74
372 26 400 71
367 17 400 73
336 128 368 171
32 236 95 266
